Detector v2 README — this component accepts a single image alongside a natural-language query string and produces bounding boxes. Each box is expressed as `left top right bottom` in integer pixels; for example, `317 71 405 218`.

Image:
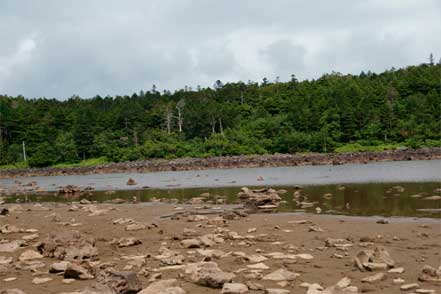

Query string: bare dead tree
175 99 185 133
165 106 173 134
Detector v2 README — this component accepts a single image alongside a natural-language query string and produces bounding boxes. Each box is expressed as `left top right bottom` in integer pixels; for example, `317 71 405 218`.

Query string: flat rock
361 273 386 283
18 250 43 261
139 279 186 294
221 283 249 294
264 289 290 294
0 290 27 294
0 240 24 253
38 230 98 261
32 277 52 284
185 261 235 288
263 269 299 281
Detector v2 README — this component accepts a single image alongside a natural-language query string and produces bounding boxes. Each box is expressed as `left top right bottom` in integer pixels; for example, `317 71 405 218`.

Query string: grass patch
0 161 29 170
335 143 402 153
51 157 109 168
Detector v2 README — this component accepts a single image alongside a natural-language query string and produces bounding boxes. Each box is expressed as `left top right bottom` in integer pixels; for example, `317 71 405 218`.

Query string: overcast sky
0 0 440 99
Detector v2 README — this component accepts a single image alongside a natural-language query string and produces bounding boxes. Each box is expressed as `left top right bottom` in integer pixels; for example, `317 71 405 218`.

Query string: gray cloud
0 0 440 99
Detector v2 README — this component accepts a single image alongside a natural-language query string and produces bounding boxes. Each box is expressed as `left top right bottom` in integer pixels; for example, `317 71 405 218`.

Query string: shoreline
1 148 440 179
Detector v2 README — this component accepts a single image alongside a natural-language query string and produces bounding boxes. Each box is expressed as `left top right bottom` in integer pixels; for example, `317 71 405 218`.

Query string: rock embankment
1 148 440 178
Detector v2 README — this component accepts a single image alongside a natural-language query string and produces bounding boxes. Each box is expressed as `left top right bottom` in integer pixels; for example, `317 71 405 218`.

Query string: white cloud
0 38 36 82
0 0 440 98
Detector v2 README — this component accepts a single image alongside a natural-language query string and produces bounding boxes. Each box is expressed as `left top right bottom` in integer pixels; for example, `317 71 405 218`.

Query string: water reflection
5 182 441 218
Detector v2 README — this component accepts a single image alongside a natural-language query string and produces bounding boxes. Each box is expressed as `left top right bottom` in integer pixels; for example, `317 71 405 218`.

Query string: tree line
0 62 440 167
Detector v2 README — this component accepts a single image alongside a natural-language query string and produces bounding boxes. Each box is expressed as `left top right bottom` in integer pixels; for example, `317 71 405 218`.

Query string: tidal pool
6 182 441 218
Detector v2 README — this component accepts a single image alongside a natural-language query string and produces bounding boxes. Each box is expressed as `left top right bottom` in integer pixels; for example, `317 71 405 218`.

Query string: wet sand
0 202 440 294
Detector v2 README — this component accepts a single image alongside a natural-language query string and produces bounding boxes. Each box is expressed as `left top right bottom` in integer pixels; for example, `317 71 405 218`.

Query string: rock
0 240 24 253
247 263 270 270
388 267 404 274
38 230 98 261
125 223 147 231
49 261 71 273
0 256 13 265
354 247 394 271
0 290 27 294
185 262 235 288
325 238 353 248
72 283 115 294
64 262 94 280
376 219 389 224
159 255 185 266
238 187 281 211
424 196 441 200
294 254 314 260
18 250 43 261
138 279 185 294
110 238 142 248
361 273 386 283
264 289 290 294
181 239 202 248
415 290 436 294
221 283 249 294
335 277 351 289
96 270 142 294
0 225 20 234
363 262 388 271
263 269 299 281
418 265 441 283
127 178 137 186
32 277 52 284
400 283 419 290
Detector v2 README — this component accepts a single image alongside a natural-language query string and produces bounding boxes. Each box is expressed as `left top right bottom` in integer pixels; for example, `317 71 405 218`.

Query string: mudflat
0 202 440 294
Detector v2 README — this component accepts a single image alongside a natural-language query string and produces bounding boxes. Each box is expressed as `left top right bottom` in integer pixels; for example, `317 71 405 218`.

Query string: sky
0 0 440 99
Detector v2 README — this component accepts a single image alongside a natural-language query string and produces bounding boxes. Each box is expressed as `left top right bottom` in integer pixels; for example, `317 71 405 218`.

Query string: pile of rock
238 187 281 212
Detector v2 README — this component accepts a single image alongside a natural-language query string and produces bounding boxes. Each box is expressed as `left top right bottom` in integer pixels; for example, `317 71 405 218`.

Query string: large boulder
185 262 235 288
38 230 98 261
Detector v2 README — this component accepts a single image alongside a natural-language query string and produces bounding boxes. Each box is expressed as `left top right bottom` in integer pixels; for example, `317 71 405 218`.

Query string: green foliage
0 63 440 167
28 142 58 167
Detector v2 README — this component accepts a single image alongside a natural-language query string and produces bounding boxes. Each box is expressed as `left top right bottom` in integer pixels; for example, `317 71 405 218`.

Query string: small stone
127 178 137 185
362 272 386 283
388 267 404 274
32 277 52 284
247 263 270 270
264 289 290 294
125 223 147 231
400 283 419 290
221 283 249 294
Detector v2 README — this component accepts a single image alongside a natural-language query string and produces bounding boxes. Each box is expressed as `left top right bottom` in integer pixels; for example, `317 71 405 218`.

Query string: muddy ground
0 202 440 294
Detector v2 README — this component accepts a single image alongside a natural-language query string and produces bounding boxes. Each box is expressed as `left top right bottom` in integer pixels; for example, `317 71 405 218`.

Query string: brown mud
0 202 440 294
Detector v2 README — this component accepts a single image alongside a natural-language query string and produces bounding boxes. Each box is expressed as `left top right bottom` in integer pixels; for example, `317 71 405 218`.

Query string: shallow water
6 182 441 218
1 159 440 191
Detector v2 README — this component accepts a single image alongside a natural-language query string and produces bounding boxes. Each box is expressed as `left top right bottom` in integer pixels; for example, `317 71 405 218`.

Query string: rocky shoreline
0 200 439 294
1 148 440 179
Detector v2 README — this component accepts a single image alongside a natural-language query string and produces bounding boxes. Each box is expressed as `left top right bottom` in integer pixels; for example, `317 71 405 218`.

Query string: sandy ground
0 202 440 294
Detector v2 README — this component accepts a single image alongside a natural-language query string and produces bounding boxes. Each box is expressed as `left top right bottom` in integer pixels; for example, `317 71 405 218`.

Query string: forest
0 62 440 168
